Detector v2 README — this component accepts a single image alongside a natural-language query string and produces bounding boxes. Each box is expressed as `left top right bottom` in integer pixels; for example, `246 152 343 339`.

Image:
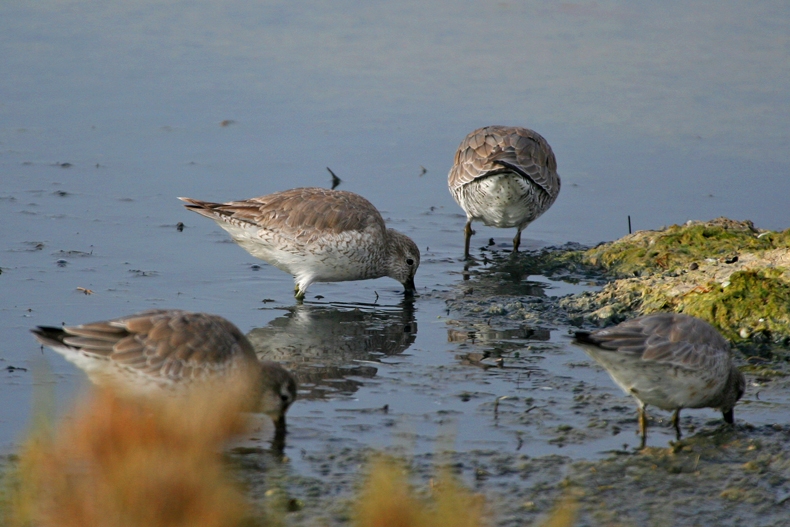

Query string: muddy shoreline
224 218 790 526
4 218 790 526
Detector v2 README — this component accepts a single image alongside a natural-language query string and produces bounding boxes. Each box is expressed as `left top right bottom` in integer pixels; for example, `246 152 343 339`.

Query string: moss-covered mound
554 218 790 351
679 269 790 344
450 218 790 353
582 218 790 277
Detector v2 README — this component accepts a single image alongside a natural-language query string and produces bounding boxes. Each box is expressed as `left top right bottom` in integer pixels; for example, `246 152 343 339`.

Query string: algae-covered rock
448 218 790 352
582 218 790 277
679 269 790 344
559 219 790 349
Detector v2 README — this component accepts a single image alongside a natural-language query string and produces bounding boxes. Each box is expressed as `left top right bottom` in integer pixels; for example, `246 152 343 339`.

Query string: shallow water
2 0 790 515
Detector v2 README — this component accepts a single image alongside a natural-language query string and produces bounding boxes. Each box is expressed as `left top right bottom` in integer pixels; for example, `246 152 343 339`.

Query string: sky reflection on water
1 0 788 454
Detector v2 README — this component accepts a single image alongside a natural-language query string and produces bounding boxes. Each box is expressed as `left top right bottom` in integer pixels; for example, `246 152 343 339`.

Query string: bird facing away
179 187 420 301
448 126 561 258
573 313 745 448
31 309 297 442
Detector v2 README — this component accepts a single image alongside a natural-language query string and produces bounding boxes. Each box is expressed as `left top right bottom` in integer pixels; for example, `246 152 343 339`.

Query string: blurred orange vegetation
7 381 256 527
538 495 578 527
354 455 578 527
2 377 577 527
354 455 488 527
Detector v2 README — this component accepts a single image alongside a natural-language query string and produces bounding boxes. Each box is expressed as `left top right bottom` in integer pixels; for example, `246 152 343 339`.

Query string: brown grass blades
7 376 261 527
539 495 578 527
353 455 579 527
354 455 488 527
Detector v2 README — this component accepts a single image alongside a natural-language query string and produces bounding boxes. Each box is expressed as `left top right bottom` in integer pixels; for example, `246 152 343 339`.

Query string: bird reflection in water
461 248 550 299
448 325 551 369
247 301 417 400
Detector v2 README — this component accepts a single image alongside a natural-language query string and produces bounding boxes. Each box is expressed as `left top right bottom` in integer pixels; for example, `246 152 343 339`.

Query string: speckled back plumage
448 126 560 226
183 187 388 244
32 310 297 431
580 313 732 373
34 310 259 378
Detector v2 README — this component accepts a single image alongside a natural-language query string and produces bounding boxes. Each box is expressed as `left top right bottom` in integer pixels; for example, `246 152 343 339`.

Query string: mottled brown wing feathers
580 313 730 371
111 332 145 353
181 188 386 238
449 126 559 199
60 323 128 351
61 310 257 378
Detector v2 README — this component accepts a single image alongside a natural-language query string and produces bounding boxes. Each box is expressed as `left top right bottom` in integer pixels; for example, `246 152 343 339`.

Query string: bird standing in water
448 126 561 258
573 312 745 448
180 187 420 301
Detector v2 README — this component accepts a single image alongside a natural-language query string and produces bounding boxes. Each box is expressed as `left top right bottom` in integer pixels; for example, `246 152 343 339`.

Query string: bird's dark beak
403 276 416 297
270 414 287 452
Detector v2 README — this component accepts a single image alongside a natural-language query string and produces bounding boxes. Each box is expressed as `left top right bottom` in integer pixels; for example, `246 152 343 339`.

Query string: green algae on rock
581 218 790 277
679 269 790 344
558 218 790 349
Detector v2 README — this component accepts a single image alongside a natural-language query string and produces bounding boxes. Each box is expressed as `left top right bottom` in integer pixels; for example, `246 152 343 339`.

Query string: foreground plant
354 454 577 527
354 455 487 527
7 381 260 527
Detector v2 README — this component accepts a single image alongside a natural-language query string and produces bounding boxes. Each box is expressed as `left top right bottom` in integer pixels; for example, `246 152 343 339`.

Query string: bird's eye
406 258 414 266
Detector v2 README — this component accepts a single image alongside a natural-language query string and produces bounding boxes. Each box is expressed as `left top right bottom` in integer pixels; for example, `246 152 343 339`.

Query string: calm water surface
2 1 789 468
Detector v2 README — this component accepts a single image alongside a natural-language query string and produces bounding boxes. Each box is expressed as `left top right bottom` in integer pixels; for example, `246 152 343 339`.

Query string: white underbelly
219 222 385 283
456 174 540 228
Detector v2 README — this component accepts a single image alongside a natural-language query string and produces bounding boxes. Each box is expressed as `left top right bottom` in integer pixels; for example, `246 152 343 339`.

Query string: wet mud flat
227 425 790 527
3 218 790 526
4 410 790 526
224 218 790 526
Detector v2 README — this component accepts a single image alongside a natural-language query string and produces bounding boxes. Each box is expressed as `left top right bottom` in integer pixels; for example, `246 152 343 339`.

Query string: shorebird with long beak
180 187 420 301
32 309 297 445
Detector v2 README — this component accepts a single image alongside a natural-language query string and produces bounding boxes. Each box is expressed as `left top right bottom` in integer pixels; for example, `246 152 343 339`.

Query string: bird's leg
671 409 682 440
512 229 522 252
294 285 306 302
464 220 474 259
638 405 648 449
